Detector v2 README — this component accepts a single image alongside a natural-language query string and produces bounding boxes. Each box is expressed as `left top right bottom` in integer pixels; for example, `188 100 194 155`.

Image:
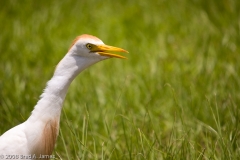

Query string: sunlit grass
0 0 240 159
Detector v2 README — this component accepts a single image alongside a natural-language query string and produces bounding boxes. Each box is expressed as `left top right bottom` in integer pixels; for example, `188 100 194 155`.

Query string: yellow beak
92 44 128 59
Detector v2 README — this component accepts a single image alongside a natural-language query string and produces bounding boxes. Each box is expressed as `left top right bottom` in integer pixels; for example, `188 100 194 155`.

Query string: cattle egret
0 34 128 160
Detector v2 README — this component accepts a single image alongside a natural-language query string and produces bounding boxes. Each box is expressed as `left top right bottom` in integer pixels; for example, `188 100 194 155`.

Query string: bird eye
86 43 92 50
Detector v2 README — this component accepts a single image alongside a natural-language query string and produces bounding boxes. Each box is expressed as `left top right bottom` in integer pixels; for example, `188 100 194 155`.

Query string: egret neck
28 52 101 123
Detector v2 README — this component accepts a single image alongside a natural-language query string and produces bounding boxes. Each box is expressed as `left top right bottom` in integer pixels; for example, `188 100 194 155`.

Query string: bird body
0 34 127 160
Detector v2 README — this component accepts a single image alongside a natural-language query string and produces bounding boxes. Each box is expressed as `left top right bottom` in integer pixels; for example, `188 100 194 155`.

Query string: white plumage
0 34 128 160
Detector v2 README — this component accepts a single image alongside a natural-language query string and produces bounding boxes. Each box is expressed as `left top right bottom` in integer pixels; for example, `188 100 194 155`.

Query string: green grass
0 0 240 159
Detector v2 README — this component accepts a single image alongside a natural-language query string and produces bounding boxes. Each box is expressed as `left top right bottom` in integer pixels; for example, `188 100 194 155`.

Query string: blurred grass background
0 0 240 159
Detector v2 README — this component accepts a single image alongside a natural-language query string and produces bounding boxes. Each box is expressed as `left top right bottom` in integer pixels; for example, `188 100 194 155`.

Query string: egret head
69 34 128 60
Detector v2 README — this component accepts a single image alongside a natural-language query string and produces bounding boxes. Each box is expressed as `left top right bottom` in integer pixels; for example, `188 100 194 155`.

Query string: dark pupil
88 44 91 48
